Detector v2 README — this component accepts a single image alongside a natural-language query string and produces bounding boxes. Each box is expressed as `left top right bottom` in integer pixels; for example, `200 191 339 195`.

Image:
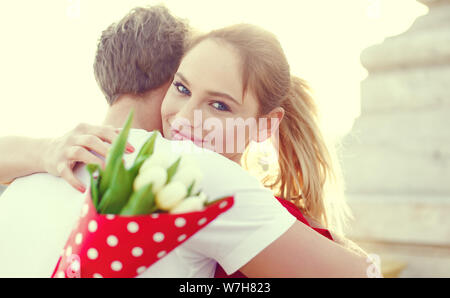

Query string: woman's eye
211 102 231 112
173 82 191 96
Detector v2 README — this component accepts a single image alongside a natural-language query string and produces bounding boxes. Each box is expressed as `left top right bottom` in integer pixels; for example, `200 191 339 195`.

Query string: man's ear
253 107 285 142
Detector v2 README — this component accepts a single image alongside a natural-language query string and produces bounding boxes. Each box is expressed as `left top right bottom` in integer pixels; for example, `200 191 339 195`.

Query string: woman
161 24 370 277
0 24 373 277
162 24 349 235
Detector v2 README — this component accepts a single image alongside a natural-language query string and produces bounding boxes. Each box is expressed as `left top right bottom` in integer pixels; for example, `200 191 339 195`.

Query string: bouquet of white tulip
51 110 234 278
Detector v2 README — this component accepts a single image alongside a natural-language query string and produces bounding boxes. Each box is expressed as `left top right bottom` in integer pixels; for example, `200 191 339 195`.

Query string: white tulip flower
169 195 206 214
140 150 174 172
134 166 167 193
189 173 204 195
155 181 187 211
198 192 207 203
171 165 203 191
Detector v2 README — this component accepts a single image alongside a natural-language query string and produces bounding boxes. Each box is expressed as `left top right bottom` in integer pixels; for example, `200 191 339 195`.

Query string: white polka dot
157 251 166 258
153 232 164 242
127 221 139 233
198 217 207 226
56 271 65 278
219 201 228 209
174 217 186 227
87 248 98 260
137 266 147 274
107 235 118 247
151 214 159 218
132 247 143 257
88 220 98 232
81 203 89 217
75 233 83 245
106 214 115 220
111 261 122 271
177 234 187 242
65 246 72 257
93 273 103 278
71 260 80 272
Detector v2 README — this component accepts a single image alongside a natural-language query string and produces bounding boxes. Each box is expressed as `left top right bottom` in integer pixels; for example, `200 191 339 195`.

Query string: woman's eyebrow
176 72 241 105
175 72 190 85
205 91 241 105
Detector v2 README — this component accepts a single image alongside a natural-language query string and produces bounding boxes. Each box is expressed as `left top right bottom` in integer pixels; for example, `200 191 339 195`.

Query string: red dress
214 196 334 278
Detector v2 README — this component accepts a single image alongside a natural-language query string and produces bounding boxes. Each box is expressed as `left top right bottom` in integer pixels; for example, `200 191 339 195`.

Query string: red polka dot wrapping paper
51 192 234 278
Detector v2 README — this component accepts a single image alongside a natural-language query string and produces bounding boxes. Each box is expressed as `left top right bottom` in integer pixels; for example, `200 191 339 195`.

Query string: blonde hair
187 24 352 236
276 76 352 235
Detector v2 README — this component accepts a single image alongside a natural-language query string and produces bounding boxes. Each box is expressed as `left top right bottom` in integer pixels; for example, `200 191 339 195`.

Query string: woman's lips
171 128 205 146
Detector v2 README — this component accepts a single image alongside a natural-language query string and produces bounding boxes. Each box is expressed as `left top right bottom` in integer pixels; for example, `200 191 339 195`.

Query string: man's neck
102 88 166 132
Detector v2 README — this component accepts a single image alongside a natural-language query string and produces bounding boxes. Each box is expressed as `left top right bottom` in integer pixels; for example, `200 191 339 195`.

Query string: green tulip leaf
166 156 181 184
86 163 101 209
119 183 156 215
99 109 134 197
129 131 158 179
98 160 133 214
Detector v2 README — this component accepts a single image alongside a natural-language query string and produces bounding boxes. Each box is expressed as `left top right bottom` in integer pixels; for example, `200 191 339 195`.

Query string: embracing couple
0 5 375 277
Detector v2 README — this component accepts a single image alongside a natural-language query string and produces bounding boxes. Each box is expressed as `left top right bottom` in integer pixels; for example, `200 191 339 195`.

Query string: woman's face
161 39 262 163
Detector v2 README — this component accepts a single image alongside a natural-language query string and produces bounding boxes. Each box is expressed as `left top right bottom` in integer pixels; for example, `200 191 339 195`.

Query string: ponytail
187 23 352 236
269 76 351 235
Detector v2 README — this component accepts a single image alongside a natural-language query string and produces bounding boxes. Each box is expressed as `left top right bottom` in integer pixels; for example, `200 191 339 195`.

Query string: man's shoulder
128 130 245 172
126 130 266 199
153 133 256 181
1 172 79 199
6 172 66 188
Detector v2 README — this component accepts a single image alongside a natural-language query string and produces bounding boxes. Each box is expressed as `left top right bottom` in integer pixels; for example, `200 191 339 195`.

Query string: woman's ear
254 107 285 142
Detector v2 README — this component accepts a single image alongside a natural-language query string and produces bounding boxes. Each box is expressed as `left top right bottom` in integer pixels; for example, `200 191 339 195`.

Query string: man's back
0 171 86 277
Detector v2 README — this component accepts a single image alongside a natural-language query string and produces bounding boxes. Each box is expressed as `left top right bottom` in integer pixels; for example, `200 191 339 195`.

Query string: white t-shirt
0 129 296 277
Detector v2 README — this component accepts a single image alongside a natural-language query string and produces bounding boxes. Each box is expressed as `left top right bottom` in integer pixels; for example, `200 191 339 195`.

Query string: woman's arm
0 136 52 185
0 123 134 192
240 221 376 278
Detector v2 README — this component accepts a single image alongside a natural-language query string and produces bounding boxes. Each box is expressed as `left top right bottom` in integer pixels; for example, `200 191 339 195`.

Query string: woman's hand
42 123 135 193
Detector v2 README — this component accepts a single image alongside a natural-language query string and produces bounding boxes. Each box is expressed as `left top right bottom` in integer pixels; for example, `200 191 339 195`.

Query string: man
0 6 370 278
0 5 191 276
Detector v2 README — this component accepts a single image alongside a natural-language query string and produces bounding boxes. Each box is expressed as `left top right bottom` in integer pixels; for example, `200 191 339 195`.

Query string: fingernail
126 145 135 153
78 186 86 193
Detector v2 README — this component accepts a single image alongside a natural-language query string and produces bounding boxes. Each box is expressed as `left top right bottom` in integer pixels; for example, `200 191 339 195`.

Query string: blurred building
342 0 450 277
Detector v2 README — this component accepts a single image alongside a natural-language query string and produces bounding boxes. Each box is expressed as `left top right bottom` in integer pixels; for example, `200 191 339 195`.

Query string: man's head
94 5 189 105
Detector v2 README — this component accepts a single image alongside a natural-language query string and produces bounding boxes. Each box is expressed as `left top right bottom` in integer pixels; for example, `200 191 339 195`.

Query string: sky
0 0 427 139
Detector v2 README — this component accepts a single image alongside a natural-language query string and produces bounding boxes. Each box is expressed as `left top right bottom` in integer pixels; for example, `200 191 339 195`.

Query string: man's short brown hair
94 5 189 105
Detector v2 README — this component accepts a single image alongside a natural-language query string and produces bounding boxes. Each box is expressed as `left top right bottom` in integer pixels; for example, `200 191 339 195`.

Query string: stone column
341 0 450 277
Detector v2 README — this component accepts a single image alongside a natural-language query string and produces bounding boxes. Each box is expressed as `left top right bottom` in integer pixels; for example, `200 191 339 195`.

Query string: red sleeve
274 197 334 241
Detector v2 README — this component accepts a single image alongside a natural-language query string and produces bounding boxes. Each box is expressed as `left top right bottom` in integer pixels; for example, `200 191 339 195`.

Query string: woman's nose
175 100 202 129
